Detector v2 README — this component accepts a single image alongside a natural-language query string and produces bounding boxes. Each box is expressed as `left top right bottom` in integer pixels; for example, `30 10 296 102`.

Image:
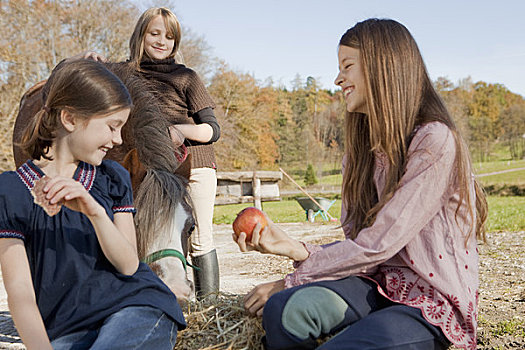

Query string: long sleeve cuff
284 242 324 288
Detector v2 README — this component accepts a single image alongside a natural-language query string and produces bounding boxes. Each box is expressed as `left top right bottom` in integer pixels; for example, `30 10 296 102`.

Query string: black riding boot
192 249 220 300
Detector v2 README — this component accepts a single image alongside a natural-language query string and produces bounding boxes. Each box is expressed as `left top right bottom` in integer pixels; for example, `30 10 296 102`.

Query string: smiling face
67 108 130 166
143 15 175 60
335 45 368 114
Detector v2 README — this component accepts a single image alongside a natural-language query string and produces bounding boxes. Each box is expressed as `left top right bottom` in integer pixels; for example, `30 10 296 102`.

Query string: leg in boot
187 167 219 300
192 249 220 300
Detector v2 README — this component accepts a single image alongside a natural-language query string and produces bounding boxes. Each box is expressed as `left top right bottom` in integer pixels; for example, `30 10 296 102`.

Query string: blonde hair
129 7 182 69
20 60 131 161
339 18 487 244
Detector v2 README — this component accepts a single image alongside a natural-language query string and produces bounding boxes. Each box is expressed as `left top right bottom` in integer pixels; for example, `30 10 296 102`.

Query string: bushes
304 164 318 186
483 184 525 196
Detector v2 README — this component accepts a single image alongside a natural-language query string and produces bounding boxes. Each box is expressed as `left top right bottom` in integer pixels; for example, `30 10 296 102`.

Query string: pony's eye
188 224 195 235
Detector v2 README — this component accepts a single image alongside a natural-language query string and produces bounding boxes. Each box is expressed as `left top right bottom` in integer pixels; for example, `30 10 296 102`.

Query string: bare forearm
288 239 309 262
1 242 53 349
173 123 213 143
88 208 139 275
8 295 52 350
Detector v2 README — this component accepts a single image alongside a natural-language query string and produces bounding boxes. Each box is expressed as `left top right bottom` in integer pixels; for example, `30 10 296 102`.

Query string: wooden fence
215 171 282 209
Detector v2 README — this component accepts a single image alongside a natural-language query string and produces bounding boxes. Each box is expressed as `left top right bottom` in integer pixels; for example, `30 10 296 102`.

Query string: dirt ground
0 223 523 349
216 223 525 350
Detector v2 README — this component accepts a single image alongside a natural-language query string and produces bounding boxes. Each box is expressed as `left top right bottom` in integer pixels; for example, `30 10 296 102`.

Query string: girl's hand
244 279 285 317
44 177 104 217
168 125 186 146
232 215 309 261
172 123 213 143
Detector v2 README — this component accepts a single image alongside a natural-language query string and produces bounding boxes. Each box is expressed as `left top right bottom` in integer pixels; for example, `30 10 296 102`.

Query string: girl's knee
279 286 348 340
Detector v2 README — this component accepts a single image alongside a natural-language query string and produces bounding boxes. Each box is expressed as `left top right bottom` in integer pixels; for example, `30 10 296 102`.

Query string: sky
139 0 525 97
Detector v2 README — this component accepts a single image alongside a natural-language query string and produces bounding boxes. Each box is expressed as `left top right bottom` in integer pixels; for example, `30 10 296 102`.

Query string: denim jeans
51 306 177 350
262 276 450 350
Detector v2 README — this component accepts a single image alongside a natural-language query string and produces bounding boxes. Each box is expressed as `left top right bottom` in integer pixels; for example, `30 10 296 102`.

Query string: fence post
253 171 262 210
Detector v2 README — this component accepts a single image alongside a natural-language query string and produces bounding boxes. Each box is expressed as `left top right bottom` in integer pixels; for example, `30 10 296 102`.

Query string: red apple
232 207 268 241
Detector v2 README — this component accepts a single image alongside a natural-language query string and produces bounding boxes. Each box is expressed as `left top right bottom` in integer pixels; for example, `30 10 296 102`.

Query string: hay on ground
176 293 265 350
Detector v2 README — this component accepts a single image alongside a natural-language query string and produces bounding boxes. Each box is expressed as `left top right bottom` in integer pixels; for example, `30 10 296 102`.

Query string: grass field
222 159 524 231
473 159 525 174
213 195 524 233
283 159 525 190
478 169 525 187
485 196 525 232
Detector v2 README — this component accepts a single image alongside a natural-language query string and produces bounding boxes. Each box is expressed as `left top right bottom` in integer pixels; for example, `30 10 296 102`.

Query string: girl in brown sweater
127 7 221 299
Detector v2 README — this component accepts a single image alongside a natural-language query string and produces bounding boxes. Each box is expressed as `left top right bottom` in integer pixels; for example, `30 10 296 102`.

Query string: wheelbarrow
295 197 336 222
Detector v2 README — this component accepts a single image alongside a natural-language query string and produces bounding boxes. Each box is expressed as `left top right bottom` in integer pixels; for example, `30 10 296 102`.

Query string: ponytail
19 105 59 161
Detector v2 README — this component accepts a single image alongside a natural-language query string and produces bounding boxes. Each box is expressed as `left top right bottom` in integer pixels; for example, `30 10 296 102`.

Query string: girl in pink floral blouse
233 18 487 350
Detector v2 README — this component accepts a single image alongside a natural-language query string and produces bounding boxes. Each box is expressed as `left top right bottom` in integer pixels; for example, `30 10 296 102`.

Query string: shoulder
95 160 134 203
0 170 18 183
178 66 205 84
175 64 197 76
0 170 33 230
98 160 132 183
409 122 455 159
0 170 30 196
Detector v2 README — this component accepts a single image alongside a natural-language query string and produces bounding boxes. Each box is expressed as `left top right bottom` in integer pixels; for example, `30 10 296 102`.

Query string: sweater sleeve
184 69 215 114
0 173 30 241
191 107 220 143
284 122 457 288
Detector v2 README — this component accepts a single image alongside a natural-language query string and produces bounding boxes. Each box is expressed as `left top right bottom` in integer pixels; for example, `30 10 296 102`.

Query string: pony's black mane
105 62 193 258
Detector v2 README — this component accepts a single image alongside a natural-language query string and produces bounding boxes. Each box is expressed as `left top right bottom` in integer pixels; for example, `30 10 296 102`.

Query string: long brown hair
20 59 132 160
340 18 487 244
128 7 182 70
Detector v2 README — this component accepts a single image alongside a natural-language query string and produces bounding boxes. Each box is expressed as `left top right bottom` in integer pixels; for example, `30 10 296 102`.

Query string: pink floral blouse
284 122 479 350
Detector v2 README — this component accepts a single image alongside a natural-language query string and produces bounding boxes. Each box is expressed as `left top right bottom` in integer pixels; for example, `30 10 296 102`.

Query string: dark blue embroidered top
0 159 185 340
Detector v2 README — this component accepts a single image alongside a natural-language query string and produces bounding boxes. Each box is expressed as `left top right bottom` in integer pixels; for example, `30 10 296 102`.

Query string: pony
12 61 196 301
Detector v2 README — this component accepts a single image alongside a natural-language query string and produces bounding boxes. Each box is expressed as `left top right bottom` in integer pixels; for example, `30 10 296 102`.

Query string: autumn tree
209 65 279 170
436 77 471 141
437 77 525 161
0 0 139 171
0 0 214 172
179 27 215 82
500 103 525 159
273 88 296 165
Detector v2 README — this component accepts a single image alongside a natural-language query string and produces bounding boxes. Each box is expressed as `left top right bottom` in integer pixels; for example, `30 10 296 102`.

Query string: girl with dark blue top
0 59 185 349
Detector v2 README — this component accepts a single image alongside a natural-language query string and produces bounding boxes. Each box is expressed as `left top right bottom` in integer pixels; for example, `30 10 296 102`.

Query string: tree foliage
0 1 524 173
436 77 525 162
0 0 215 171
304 163 318 186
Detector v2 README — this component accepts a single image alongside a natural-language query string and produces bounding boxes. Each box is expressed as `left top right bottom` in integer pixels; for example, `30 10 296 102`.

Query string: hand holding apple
232 208 309 261
232 207 268 241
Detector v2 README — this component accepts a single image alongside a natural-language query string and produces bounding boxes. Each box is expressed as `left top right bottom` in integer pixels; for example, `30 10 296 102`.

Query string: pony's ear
175 154 192 181
121 148 147 194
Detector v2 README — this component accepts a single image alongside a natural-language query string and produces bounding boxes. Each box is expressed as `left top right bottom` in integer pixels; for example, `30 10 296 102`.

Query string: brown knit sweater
139 58 218 169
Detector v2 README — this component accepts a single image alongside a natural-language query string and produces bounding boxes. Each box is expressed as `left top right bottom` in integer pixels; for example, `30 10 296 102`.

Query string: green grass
283 159 525 189
310 161 525 185
491 318 525 337
485 196 525 232
473 159 525 175
214 196 523 232
479 170 525 187
281 173 342 190
214 200 342 225
218 159 524 230
317 174 342 186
